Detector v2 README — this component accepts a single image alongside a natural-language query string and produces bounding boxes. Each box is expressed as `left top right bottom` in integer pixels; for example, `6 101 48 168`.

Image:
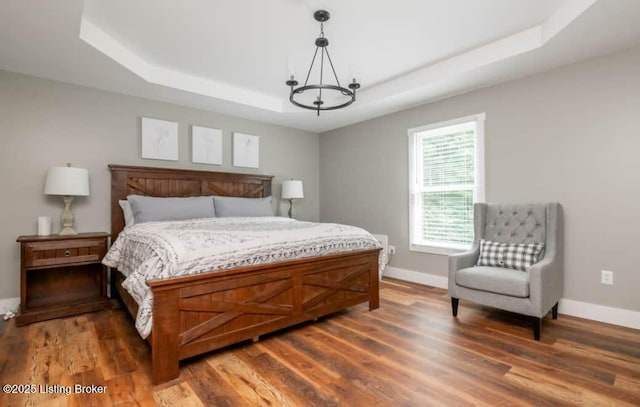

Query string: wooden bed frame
108 164 380 384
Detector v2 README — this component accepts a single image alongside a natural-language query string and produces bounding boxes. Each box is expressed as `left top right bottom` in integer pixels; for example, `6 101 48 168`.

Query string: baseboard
383 266 448 289
382 266 640 331
558 298 640 330
0 297 19 315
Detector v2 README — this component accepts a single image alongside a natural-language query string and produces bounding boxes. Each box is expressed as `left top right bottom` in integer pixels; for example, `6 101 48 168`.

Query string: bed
107 164 381 384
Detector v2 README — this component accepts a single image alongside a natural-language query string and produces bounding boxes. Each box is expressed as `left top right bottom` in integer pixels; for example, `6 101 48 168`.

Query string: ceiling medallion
285 10 361 116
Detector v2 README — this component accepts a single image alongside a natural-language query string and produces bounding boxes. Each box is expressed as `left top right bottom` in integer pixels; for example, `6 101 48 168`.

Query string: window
408 113 485 254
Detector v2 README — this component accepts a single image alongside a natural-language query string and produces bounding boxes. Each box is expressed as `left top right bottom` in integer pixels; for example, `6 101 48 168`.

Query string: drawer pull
64 250 71 257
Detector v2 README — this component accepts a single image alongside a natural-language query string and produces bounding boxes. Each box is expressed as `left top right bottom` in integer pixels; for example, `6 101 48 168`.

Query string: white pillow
119 200 135 228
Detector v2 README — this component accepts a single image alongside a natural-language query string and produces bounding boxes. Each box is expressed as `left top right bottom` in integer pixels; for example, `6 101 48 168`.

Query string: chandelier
285 10 360 116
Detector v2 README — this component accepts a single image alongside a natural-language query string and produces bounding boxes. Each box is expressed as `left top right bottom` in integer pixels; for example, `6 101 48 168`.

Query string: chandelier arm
319 47 324 86
318 46 325 113
324 47 342 88
304 47 320 87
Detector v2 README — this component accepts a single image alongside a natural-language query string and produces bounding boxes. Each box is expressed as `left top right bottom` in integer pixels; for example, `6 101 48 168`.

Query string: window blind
419 128 475 245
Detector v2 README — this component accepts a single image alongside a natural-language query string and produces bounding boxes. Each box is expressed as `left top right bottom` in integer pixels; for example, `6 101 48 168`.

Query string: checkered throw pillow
503 242 544 271
477 239 506 267
477 239 545 271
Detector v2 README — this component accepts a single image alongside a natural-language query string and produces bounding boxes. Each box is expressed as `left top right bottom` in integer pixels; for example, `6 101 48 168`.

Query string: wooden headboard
109 164 273 240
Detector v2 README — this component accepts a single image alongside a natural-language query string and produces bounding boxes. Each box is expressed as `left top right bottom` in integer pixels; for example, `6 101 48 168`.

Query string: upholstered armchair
448 203 563 340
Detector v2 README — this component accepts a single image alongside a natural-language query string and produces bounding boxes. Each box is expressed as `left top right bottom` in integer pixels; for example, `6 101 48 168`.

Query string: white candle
37 216 51 236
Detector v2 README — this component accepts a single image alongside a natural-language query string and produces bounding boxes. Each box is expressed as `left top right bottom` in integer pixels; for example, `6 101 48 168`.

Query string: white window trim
408 113 485 255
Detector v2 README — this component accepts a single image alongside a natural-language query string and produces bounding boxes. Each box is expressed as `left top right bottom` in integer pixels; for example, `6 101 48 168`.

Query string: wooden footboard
147 249 379 384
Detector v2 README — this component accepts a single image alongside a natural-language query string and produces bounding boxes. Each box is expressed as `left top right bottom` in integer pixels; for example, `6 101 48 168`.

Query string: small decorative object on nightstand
15 232 110 326
44 163 90 235
282 179 304 218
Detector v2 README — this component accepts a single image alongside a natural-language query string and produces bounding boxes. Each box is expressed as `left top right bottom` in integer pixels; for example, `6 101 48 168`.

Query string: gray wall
0 70 319 301
320 45 640 311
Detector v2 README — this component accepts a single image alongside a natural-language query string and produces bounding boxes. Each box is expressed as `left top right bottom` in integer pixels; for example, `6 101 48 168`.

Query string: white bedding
103 216 384 338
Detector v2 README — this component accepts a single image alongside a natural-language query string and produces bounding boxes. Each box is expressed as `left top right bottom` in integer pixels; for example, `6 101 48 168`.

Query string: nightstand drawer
24 238 107 268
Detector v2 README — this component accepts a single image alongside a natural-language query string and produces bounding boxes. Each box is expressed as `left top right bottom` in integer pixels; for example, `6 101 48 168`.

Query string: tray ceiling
2 0 640 132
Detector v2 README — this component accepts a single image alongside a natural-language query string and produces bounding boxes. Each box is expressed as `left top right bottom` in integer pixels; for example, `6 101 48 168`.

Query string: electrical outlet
388 245 396 255
601 270 614 285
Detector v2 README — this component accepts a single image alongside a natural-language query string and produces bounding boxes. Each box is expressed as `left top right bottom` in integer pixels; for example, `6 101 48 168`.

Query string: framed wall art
141 117 178 161
232 132 259 168
192 125 222 165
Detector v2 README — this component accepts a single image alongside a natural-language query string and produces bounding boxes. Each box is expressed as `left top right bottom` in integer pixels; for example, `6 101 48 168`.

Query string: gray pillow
213 196 274 217
127 195 216 223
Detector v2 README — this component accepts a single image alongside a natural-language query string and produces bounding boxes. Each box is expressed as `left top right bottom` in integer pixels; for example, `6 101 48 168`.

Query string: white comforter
103 216 384 338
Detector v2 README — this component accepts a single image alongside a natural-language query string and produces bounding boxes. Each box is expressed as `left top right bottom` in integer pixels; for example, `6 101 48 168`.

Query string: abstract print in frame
232 132 259 169
192 125 223 165
141 117 179 161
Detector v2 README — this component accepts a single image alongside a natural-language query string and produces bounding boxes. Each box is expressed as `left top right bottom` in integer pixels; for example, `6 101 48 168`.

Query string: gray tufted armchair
448 202 563 340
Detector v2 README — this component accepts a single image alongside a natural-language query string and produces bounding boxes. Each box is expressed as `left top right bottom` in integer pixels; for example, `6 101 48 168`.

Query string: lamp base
59 196 78 235
58 226 78 236
288 199 296 219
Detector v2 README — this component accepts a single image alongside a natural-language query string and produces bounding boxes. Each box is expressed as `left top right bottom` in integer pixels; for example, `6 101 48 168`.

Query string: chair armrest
448 248 479 296
528 256 563 316
449 249 479 272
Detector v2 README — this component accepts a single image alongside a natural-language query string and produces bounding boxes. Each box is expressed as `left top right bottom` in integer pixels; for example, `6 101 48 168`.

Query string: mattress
103 216 384 338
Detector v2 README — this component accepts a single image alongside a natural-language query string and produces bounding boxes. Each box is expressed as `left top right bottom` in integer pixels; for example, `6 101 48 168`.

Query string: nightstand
15 232 111 326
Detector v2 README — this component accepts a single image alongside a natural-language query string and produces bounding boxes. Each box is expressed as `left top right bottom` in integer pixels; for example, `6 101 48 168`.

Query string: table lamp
281 180 304 219
44 164 90 235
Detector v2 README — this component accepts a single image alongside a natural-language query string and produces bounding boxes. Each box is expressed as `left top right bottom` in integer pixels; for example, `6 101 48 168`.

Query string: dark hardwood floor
1 278 639 406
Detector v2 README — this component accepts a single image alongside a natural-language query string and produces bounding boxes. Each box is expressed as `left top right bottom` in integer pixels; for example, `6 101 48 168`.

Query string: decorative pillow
127 195 216 223
476 239 506 267
118 200 135 228
503 242 544 271
213 196 274 217
477 239 544 271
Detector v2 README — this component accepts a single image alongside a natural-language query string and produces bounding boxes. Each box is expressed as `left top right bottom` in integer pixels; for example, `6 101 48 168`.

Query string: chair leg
552 302 559 319
451 298 459 317
533 317 542 341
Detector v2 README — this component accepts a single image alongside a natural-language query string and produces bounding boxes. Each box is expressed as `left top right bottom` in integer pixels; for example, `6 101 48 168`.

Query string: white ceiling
1 0 640 133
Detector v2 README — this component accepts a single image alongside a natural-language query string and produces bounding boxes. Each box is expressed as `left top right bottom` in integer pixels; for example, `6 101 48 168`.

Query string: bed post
369 251 380 310
109 167 127 241
151 286 181 384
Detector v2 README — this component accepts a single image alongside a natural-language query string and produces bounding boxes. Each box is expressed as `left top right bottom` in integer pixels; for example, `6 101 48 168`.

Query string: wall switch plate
601 270 614 285
389 245 396 255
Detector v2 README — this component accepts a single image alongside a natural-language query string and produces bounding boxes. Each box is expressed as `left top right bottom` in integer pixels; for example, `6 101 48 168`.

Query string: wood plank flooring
1 278 639 406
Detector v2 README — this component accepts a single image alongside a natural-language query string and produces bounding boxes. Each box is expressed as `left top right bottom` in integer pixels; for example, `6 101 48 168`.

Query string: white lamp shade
282 180 304 199
44 166 90 196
